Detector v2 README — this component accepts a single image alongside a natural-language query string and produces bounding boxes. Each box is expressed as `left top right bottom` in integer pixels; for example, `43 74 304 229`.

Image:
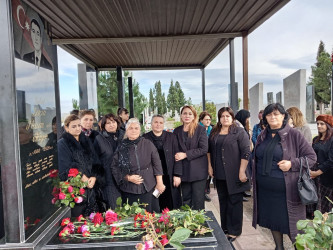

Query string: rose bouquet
49 168 87 208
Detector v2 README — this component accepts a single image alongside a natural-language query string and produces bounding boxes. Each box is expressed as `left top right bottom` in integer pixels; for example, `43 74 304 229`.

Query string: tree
72 99 79 110
162 93 167 114
308 41 332 114
97 71 147 117
154 81 164 114
186 97 192 106
167 80 178 117
174 81 186 111
149 88 154 113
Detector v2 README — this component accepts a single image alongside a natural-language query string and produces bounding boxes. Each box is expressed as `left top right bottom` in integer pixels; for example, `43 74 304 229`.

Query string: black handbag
298 157 318 205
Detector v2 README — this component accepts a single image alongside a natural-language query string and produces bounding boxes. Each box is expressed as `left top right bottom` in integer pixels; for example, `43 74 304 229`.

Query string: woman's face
317 120 327 134
265 110 285 129
220 111 233 127
81 114 94 130
201 115 211 128
105 118 118 133
65 119 81 138
126 123 141 140
120 111 129 123
181 108 194 125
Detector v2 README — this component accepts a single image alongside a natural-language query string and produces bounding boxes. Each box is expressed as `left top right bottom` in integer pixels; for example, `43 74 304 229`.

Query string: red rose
82 231 90 237
79 188 85 195
71 194 75 198
49 169 58 178
68 168 79 177
92 212 104 225
77 215 84 222
61 218 71 226
111 227 116 235
58 192 66 200
160 238 169 246
67 186 73 193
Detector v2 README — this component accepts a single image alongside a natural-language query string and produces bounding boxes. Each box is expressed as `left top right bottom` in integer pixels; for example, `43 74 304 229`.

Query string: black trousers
216 179 243 236
181 179 206 210
121 188 160 213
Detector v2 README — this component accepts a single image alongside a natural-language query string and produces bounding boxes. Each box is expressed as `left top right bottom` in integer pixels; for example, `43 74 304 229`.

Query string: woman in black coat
94 113 124 210
58 114 104 217
79 109 99 144
173 106 208 210
111 118 165 213
143 115 182 210
208 107 251 242
311 114 333 213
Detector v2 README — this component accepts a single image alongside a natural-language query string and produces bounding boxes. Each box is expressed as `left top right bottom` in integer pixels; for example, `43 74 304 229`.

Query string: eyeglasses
203 119 211 121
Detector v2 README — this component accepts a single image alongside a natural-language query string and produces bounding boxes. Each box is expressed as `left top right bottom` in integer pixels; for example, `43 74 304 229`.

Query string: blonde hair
180 105 198 138
286 107 305 127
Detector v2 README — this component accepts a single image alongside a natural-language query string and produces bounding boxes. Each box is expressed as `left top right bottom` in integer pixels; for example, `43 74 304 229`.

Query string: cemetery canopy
25 0 289 70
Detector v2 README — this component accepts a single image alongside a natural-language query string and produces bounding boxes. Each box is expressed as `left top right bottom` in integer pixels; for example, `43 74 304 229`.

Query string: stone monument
276 91 282 104
283 69 306 115
267 92 274 105
249 82 263 130
306 85 315 123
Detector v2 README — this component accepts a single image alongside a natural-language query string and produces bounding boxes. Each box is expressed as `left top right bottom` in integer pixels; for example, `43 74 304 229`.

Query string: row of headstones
216 69 315 127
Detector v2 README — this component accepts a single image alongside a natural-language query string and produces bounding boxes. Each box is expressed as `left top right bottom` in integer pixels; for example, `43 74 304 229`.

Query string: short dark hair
262 103 289 127
199 111 212 121
117 107 129 116
31 19 41 32
79 109 96 119
210 107 236 137
64 114 80 127
101 113 121 131
70 109 79 116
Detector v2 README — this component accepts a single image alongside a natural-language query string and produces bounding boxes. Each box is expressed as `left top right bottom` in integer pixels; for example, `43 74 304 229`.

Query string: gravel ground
243 192 294 250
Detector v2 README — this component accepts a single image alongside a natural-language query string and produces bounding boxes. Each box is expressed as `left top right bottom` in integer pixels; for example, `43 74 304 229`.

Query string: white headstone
249 82 263 129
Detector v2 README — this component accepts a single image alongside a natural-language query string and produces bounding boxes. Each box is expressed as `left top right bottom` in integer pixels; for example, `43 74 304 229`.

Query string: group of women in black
57 104 333 249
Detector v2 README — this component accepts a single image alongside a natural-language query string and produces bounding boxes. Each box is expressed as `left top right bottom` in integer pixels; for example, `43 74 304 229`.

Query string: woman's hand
155 182 166 194
277 160 292 172
173 176 181 187
310 170 323 179
126 175 144 184
175 152 187 161
81 174 89 183
239 171 247 182
208 164 214 178
87 177 96 189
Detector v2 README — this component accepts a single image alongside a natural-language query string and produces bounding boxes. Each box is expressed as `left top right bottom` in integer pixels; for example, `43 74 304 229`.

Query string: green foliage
97 71 147 117
194 101 217 124
114 197 146 219
149 88 154 113
167 80 178 117
174 81 186 112
72 99 79 110
185 97 193 106
154 81 165 114
308 41 332 112
174 121 183 128
295 207 333 250
169 228 191 249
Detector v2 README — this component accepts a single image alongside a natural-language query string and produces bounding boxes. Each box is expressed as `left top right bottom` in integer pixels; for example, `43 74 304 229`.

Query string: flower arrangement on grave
48 168 87 208
58 198 213 250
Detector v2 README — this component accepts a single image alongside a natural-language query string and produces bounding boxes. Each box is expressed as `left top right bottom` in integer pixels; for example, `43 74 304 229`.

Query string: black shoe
243 191 252 197
205 194 211 202
227 236 237 242
243 197 249 202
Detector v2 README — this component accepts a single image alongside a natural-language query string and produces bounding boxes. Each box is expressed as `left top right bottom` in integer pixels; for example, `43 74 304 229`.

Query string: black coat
111 137 163 194
57 132 105 215
143 131 182 208
94 129 124 209
209 126 251 195
173 125 208 182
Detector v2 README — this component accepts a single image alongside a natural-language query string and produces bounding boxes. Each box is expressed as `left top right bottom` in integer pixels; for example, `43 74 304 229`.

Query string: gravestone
229 82 238 112
276 91 282 104
267 92 274 105
249 83 263 130
306 85 315 123
12 1 58 238
283 69 306 115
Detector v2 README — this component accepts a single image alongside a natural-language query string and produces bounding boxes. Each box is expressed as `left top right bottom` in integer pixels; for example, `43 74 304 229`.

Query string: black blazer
143 131 182 208
208 126 251 195
173 125 208 182
111 138 163 194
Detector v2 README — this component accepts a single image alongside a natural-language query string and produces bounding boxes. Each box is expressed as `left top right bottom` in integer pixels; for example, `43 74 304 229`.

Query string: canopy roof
25 0 289 69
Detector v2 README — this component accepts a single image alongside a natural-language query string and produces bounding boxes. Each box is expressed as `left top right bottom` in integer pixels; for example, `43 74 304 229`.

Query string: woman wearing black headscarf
235 109 251 138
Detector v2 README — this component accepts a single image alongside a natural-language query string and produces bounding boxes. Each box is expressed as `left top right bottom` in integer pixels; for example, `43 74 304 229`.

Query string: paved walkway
205 188 294 250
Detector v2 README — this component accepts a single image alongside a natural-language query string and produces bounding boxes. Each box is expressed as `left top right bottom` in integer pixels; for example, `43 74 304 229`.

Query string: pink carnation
74 196 83 203
79 188 85 195
105 210 118 225
67 186 73 193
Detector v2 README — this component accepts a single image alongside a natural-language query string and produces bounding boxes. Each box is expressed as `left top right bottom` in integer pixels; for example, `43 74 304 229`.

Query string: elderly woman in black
208 107 251 242
311 114 333 213
143 115 182 210
252 103 316 250
111 118 165 212
94 113 124 210
173 105 208 210
80 109 100 144
58 114 104 216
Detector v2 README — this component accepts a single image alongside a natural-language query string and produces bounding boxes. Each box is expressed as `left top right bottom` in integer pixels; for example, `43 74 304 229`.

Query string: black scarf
150 131 166 150
262 126 282 176
118 137 142 177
